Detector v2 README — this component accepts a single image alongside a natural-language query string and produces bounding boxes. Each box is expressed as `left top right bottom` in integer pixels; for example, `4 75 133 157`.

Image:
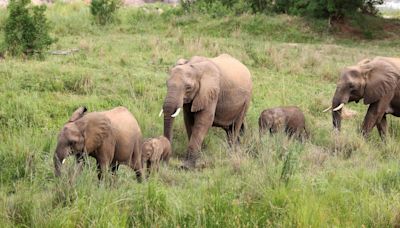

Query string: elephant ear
69 106 87 122
175 58 188 66
150 140 161 161
357 58 371 65
79 114 113 152
363 59 399 105
191 61 221 112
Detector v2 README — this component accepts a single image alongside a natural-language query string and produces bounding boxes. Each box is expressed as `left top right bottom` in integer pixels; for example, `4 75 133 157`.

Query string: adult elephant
324 57 400 138
160 54 253 169
54 106 143 181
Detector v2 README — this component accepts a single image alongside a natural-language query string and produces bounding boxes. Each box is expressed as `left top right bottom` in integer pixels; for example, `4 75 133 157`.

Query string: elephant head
54 107 113 176
325 58 399 131
160 59 220 142
142 139 158 163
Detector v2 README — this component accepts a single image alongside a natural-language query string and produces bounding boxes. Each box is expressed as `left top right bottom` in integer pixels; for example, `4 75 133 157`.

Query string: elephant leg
224 125 234 146
96 139 115 180
183 104 194 140
182 111 214 169
362 96 392 137
231 103 249 144
269 127 276 135
258 118 267 139
111 163 119 175
227 122 245 145
240 123 245 137
96 159 108 180
146 160 152 178
286 127 301 141
74 153 85 174
129 138 143 182
377 115 387 140
155 160 160 172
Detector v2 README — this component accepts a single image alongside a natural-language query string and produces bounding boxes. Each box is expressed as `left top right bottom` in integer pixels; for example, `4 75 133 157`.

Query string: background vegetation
3 0 53 57
0 1 400 227
182 0 384 19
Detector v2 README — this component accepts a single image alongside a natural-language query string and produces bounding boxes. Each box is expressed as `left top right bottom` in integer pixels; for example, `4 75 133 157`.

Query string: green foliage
90 0 121 25
276 0 384 19
182 0 384 19
4 0 53 57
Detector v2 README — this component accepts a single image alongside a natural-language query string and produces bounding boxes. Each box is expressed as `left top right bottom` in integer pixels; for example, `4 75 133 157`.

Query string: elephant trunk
54 144 68 177
332 104 342 131
331 89 349 131
163 91 183 143
164 115 174 143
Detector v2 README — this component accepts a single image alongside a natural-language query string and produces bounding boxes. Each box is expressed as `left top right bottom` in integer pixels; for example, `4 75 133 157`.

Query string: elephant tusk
322 106 332 112
333 103 345 111
171 108 181 118
62 159 65 164
159 109 163 117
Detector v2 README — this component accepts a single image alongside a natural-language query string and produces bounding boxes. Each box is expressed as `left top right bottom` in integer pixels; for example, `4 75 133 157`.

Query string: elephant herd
54 54 400 181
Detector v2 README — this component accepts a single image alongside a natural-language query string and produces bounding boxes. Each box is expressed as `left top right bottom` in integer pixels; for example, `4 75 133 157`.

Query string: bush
181 0 384 19
4 0 53 57
90 0 121 25
275 0 384 19
180 0 250 16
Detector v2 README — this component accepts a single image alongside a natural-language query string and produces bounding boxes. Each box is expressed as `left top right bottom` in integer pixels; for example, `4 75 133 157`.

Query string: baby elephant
142 136 171 175
259 106 308 140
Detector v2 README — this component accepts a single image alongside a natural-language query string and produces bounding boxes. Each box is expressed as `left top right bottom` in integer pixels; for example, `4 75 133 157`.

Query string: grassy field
1 2 400 227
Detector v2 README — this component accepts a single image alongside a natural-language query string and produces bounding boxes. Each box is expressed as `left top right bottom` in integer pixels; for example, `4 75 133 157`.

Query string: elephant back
211 54 252 92
102 107 142 157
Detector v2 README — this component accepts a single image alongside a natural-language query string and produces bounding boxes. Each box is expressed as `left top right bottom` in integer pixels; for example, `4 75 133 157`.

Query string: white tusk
62 159 65 164
322 106 332 112
333 103 345 111
171 108 181 118
159 109 163 117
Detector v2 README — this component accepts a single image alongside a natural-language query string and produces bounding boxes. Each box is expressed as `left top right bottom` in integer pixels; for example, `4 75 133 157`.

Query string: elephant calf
141 136 171 175
54 106 143 181
259 106 308 140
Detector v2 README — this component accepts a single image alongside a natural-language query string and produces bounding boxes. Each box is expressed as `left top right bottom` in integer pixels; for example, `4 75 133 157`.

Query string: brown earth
331 17 400 40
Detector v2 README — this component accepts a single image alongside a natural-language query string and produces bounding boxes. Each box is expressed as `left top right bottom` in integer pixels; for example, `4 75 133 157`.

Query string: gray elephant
54 106 143 181
324 57 400 138
160 54 253 169
259 106 308 140
141 136 171 175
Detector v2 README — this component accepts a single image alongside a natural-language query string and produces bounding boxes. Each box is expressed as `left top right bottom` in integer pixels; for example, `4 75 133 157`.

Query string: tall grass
0 2 400 227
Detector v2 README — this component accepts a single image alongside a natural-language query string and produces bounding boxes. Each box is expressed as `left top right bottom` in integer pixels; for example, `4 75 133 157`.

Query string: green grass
1 3 400 227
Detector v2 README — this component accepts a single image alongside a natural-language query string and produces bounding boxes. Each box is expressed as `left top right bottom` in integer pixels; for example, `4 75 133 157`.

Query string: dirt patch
332 20 363 38
331 16 400 40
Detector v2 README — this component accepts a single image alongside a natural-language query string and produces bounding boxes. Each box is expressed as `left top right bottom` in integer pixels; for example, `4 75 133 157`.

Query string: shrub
181 0 384 19
180 0 250 16
4 0 53 57
90 0 121 25
276 0 384 19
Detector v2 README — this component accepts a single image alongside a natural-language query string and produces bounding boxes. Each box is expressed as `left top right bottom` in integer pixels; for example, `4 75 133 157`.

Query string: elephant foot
180 159 196 170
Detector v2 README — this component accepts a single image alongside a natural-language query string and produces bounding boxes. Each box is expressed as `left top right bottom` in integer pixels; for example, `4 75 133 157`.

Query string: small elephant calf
259 106 308 140
142 136 171 175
